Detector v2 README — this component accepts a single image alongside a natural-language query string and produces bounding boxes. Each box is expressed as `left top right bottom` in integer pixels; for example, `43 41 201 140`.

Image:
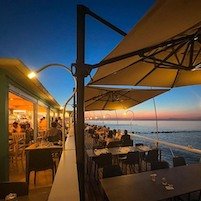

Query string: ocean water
87 120 201 165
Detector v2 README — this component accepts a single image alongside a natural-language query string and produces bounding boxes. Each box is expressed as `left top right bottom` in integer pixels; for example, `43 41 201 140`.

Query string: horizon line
86 118 201 121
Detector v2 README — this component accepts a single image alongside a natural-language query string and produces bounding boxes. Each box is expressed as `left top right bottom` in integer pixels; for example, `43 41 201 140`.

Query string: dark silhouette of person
46 122 62 142
121 129 130 143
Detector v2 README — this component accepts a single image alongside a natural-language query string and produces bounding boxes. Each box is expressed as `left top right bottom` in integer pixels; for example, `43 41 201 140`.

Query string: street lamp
28 63 77 150
105 113 111 120
114 110 119 125
124 110 135 132
100 111 105 125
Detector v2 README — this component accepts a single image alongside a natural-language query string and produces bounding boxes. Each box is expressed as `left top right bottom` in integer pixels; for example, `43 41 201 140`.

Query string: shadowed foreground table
0 187 51 201
101 164 201 201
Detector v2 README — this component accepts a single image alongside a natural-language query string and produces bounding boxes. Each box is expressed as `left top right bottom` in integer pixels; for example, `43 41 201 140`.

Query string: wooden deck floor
9 156 55 200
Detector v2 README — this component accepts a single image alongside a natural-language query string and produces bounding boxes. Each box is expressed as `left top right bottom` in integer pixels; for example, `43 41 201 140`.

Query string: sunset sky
1 0 201 120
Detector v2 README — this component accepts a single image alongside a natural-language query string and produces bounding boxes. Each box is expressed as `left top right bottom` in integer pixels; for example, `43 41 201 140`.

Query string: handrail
131 133 201 155
169 147 175 157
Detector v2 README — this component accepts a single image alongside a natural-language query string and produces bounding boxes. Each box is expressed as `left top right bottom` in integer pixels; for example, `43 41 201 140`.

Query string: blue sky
1 0 201 119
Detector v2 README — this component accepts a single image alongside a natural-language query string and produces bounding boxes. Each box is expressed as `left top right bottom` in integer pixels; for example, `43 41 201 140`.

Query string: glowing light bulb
28 72 37 79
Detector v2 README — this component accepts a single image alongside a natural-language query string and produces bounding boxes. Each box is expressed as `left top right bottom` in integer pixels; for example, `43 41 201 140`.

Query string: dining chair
144 149 159 171
93 141 106 149
107 141 121 148
173 156 186 167
151 161 169 170
121 139 133 147
103 165 122 178
121 151 140 174
0 182 28 199
26 149 55 185
9 134 25 165
93 153 112 180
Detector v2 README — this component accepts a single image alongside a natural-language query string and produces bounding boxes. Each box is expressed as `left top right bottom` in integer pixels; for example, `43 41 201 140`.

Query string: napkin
165 185 174 190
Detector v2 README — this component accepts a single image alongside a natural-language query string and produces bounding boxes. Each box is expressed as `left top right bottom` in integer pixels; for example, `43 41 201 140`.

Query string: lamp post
105 113 112 127
124 110 135 132
100 111 105 125
28 63 77 150
114 110 119 125
105 113 111 120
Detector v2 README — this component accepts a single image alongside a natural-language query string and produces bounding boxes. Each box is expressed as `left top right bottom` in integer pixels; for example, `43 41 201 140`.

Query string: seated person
45 122 62 142
39 117 47 132
11 122 21 133
25 123 34 145
54 118 62 129
113 129 117 138
121 129 131 143
106 130 114 145
115 129 122 140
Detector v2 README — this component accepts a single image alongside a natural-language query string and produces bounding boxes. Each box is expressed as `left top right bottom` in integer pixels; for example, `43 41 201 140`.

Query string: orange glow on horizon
85 110 201 120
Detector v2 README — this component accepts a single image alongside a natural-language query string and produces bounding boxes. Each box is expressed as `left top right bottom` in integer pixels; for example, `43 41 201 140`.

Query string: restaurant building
0 58 61 181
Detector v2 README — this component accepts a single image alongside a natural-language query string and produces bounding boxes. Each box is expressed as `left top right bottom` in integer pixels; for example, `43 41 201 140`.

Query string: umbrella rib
189 39 195 68
193 47 201 65
85 97 101 108
116 98 127 109
155 41 187 67
145 57 188 69
170 43 186 65
90 57 144 85
90 39 186 85
85 93 110 109
117 91 141 103
93 32 196 68
171 69 180 88
180 42 191 66
102 94 111 110
134 67 157 86
90 44 174 85
85 89 112 102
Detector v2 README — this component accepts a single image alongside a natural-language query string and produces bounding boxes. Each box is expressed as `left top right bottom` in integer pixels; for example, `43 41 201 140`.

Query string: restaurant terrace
1 1 201 201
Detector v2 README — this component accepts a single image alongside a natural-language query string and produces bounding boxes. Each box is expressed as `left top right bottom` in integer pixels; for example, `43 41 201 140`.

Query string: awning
85 86 169 111
89 0 201 87
0 58 61 109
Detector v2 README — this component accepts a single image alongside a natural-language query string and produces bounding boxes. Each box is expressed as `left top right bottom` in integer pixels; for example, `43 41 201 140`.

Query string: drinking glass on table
150 173 157 182
161 177 168 185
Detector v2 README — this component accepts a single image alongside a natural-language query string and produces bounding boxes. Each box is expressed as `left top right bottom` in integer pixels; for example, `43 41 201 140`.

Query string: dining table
25 142 62 152
0 187 50 201
101 163 201 201
86 145 153 176
86 145 151 158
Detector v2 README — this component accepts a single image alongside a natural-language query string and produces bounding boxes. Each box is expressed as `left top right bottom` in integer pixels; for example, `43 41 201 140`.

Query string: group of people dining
10 117 63 145
85 124 132 147
9 117 63 156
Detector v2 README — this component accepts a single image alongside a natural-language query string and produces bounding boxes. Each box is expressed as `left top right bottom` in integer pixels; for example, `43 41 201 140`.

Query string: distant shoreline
87 119 201 121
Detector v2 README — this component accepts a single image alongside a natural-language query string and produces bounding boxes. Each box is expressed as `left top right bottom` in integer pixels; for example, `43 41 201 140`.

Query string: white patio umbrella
89 0 201 88
85 86 169 111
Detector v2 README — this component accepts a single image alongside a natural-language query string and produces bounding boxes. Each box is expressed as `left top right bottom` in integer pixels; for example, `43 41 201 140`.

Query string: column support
0 71 9 181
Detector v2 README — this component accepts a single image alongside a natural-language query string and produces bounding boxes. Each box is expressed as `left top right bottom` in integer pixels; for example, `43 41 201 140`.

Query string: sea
86 120 201 166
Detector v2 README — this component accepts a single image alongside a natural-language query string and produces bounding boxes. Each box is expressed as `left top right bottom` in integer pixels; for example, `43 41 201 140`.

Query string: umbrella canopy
85 86 169 111
89 0 201 88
